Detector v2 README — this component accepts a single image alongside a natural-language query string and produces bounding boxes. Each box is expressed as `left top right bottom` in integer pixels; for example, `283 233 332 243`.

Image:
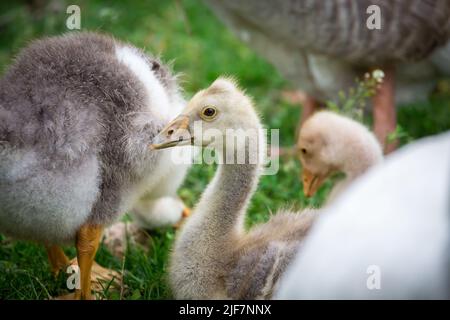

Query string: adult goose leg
300 94 321 127
373 67 397 154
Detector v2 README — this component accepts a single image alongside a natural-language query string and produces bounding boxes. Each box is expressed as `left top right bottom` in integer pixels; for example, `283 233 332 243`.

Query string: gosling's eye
200 106 217 120
301 148 307 155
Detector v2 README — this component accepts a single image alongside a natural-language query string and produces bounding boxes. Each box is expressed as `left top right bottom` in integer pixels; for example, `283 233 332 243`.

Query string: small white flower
372 69 385 83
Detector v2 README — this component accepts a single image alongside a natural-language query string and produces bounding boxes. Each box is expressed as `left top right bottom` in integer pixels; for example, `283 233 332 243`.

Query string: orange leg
373 67 398 154
52 224 121 300
174 207 192 229
46 245 69 277
182 207 191 218
74 224 103 300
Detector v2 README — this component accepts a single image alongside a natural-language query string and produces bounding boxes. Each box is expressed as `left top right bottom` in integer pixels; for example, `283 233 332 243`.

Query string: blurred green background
0 0 449 299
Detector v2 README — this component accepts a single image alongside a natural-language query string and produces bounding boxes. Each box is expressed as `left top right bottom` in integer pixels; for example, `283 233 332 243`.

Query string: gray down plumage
0 32 185 244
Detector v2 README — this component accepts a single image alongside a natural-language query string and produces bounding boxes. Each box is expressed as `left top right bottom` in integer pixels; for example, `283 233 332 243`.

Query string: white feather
115 45 171 121
114 45 193 228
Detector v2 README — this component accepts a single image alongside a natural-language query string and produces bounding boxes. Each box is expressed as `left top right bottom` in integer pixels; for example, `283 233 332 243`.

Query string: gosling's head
298 111 382 197
151 77 261 151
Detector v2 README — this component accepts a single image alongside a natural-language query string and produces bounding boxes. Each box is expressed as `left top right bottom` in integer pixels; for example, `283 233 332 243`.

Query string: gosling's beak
302 168 326 197
150 115 192 150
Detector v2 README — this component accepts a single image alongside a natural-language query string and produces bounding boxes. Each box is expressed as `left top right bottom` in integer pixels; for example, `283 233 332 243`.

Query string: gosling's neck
184 136 264 243
205 162 260 235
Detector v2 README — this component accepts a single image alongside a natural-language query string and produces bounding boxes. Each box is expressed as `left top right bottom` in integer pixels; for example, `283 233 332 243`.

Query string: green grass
0 0 449 299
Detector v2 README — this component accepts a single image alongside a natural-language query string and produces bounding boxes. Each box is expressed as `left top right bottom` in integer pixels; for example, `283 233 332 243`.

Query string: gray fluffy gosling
0 32 190 299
